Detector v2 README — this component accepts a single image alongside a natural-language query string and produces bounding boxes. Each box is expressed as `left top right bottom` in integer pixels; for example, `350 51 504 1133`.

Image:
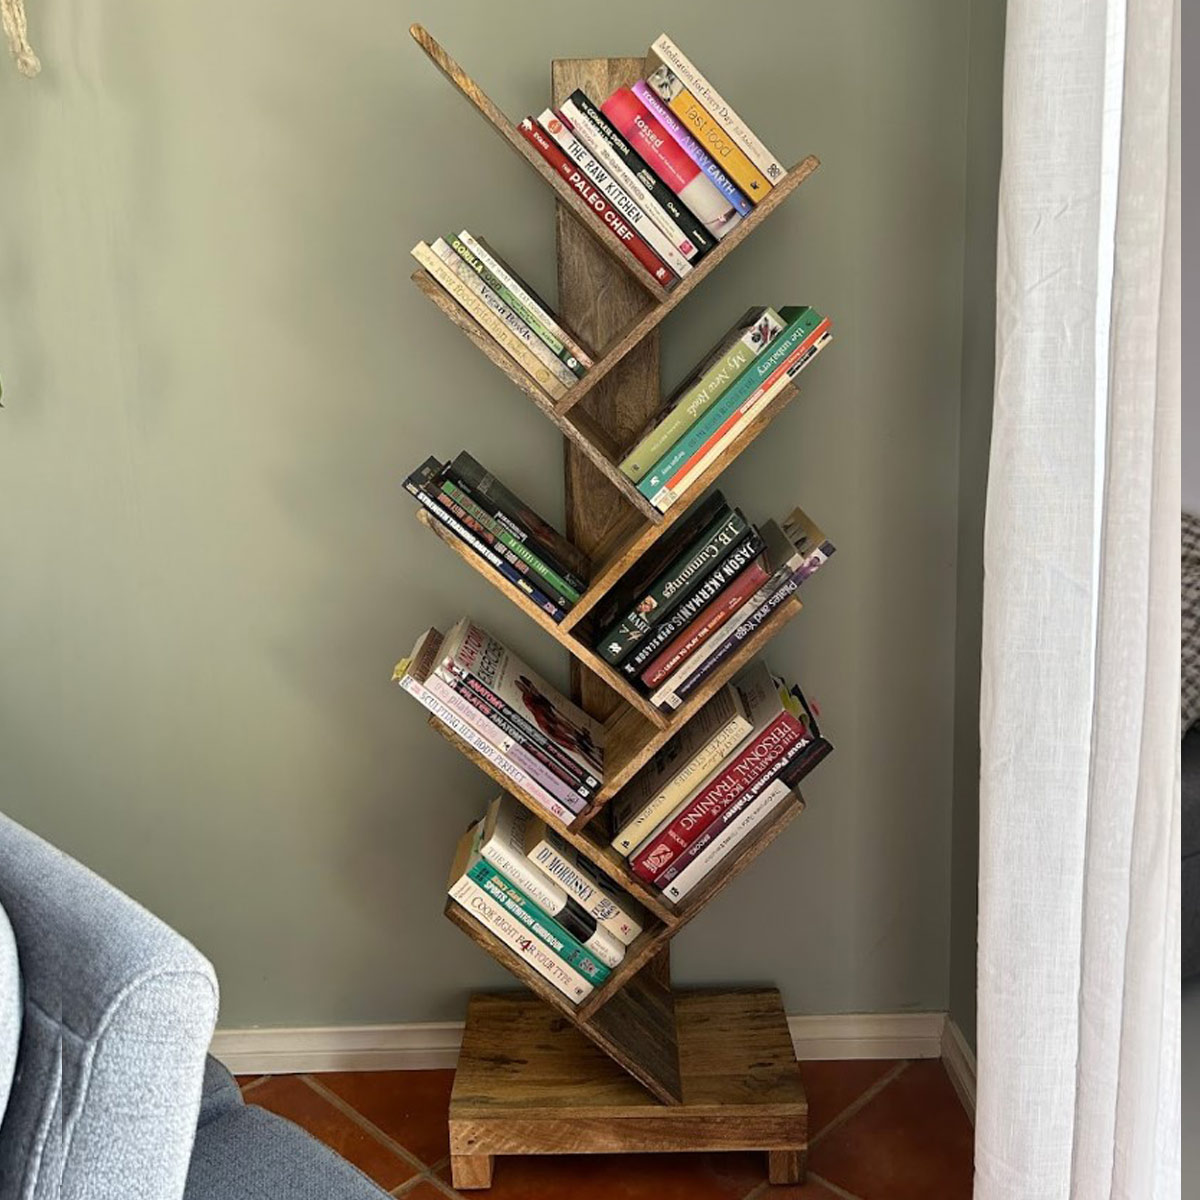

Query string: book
619 528 764 681
609 684 753 855
524 822 645 945
430 238 579 391
479 796 624 968
538 109 693 280
600 88 742 241
450 232 589 377
632 80 753 217
619 308 786 483
557 96 702 265
631 661 807 880
656 329 833 512
439 618 605 793
596 506 751 666
650 509 835 708
561 89 716 259
396 628 588 812
411 241 569 400
446 451 591 591
405 458 567 622
465 833 612 984
640 309 831 511
653 703 830 895
517 117 678 289
639 71 771 204
448 827 592 1002
645 35 788 186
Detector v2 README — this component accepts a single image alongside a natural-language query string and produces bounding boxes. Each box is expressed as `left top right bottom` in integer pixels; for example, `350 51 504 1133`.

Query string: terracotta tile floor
237 1058 973 1199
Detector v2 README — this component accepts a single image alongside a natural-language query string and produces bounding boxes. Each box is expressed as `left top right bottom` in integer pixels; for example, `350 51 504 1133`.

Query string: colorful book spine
449 874 592 1001
646 35 788 185
538 109 692 280
430 238 578 390
600 89 742 241
393 665 578 823
620 531 764 680
655 575 800 710
440 479 580 607
557 97 701 264
619 310 785 482
526 826 645 945
517 118 677 289
632 81 752 217
411 241 568 400
660 779 794 902
465 856 612 984
656 329 832 511
631 708 806 880
449 235 586 378
640 560 771 687
405 464 566 622
563 89 716 259
638 71 772 203
597 509 750 665
639 310 828 508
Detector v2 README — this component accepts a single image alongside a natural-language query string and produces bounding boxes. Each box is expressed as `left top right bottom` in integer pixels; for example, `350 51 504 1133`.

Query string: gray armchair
0 814 389 1200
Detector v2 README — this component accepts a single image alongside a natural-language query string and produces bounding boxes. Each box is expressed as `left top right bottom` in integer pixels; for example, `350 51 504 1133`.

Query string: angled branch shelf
405 25 818 1187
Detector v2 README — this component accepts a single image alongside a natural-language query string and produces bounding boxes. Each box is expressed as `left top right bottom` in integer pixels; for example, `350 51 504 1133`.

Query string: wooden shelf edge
409 24 671 304
554 155 821 416
411 270 664 526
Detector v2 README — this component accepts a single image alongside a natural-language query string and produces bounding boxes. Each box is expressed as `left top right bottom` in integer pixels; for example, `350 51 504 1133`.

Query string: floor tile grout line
807 1172 868 1200
807 1060 912 1150
742 1171 866 1200
299 1074 434 1179
238 1075 268 1096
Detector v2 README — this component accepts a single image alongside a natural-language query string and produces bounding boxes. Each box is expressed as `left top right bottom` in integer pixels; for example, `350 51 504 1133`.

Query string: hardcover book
609 683 753 856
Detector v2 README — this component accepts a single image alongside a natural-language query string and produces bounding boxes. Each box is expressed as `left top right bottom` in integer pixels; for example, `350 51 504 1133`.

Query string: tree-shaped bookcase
407 26 822 1189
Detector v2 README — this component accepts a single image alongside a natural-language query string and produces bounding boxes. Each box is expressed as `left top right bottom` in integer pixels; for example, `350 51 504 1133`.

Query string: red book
517 117 677 290
640 561 770 688
630 662 805 881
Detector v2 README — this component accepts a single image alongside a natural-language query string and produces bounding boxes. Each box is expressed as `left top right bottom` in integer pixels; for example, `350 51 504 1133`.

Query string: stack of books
610 662 831 903
447 794 645 1004
590 490 834 709
404 452 591 623
412 231 595 401
394 619 605 825
622 306 831 513
519 33 791 289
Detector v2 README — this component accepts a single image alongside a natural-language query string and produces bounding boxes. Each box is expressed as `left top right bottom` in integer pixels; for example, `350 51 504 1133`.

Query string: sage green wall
0 1 996 1027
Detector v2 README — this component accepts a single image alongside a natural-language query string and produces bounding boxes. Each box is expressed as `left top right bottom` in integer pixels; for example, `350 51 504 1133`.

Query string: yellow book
411 241 567 401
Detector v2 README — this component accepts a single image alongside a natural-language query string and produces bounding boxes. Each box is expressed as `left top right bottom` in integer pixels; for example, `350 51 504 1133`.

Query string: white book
479 796 624 968
448 831 592 1002
558 98 701 263
430 239 578 389
661 778 793 902
537 110 692 280
647 35 788 185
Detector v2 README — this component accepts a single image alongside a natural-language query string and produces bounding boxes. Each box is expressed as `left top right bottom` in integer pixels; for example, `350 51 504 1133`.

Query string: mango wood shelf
405 28 818 1189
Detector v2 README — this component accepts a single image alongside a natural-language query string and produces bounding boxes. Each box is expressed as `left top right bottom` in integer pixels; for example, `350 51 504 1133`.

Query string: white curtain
975 0 1180 1197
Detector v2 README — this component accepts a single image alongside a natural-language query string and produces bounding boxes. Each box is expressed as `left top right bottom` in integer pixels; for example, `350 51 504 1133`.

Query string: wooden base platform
448 988 807 1189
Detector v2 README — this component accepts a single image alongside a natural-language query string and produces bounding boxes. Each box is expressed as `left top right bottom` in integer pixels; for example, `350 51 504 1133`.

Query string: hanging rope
1 0 40 77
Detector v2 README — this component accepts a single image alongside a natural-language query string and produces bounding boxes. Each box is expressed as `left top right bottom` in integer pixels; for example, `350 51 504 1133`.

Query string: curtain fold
975 1 1180 1197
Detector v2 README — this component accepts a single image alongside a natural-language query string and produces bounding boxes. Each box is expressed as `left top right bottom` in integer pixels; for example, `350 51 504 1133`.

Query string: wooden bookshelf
405 26 817 1188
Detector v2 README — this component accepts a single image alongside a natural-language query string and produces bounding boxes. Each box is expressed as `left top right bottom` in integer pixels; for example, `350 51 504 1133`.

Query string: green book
465 856 612 984
619 307 785 483
638 307 826 500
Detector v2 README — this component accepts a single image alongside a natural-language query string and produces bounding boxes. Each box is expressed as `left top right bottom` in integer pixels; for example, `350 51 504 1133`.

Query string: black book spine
619 530 765 679
567 89 716 259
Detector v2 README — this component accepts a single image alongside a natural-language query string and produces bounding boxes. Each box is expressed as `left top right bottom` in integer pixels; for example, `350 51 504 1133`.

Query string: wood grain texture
554 156 821 414
445 903 683 1104
769 1148 807 1184
450 1154 493 1189
409 26 671 302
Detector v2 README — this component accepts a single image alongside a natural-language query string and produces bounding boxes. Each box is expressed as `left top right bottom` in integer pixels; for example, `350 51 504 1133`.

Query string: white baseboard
213 1010 948 1076
940 1017 977 1122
